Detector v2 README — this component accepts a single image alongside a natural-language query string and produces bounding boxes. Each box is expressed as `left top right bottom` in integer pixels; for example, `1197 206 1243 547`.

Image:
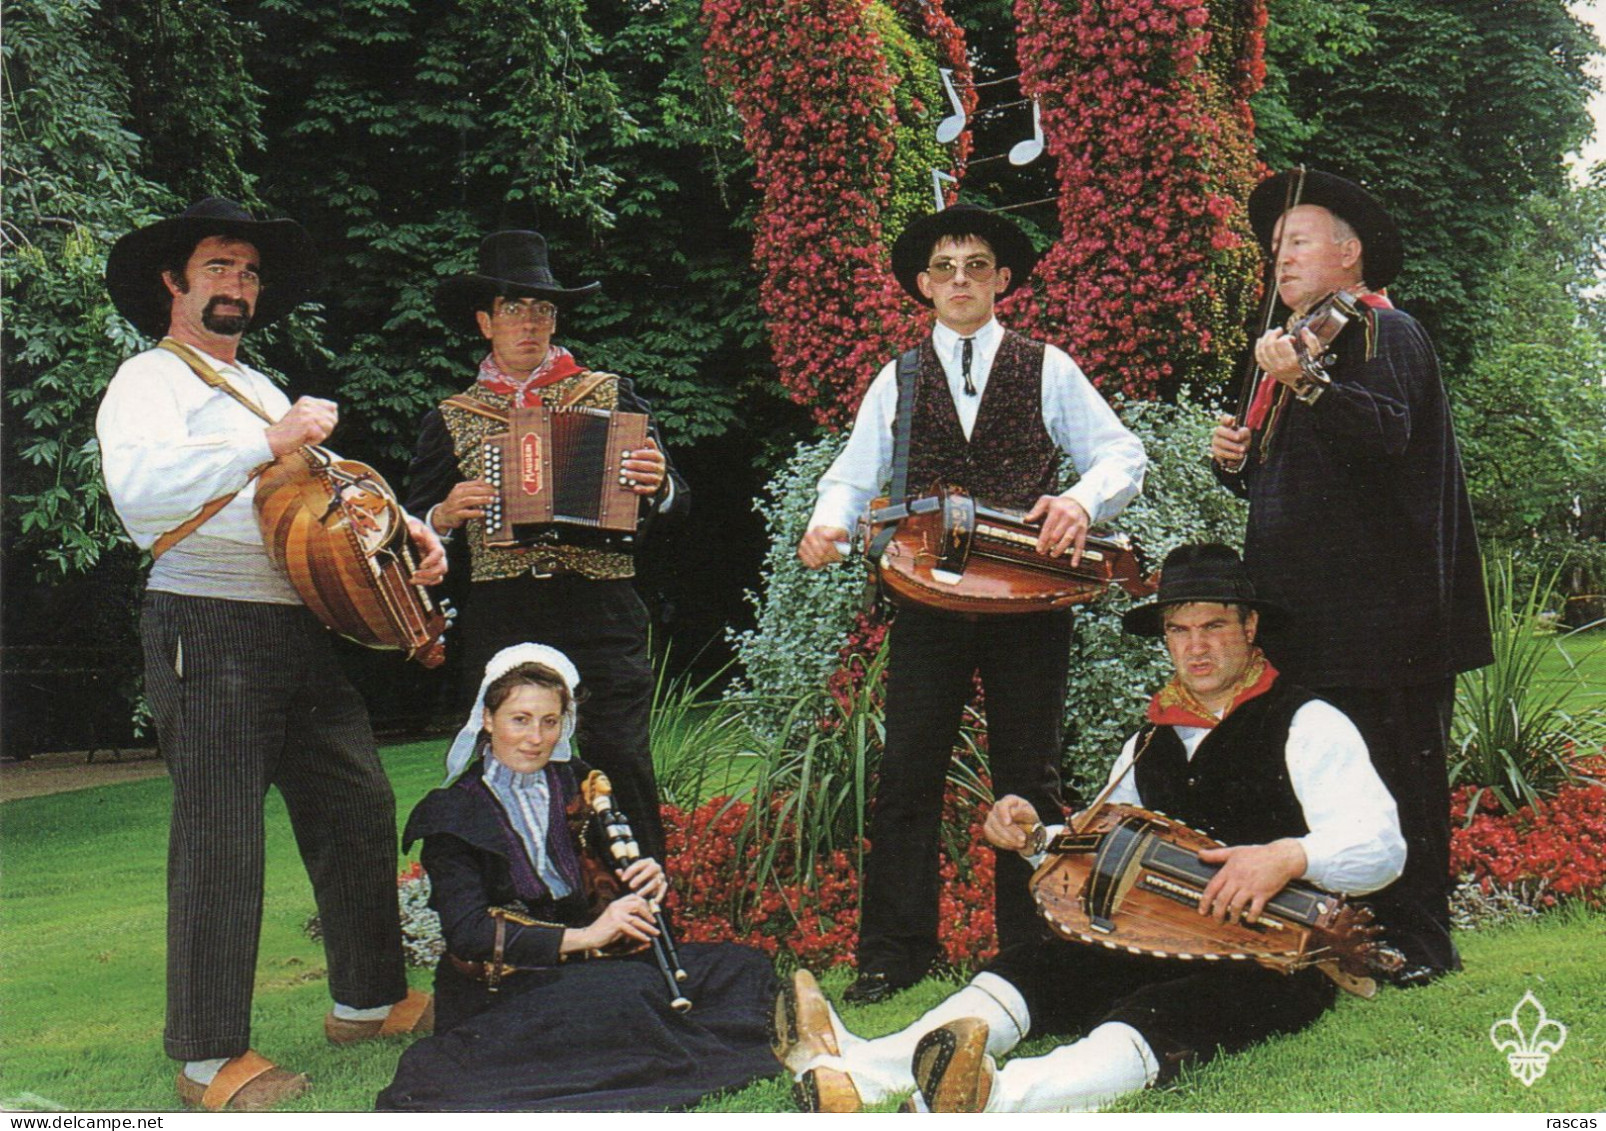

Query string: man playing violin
97 199 446 1110
797 204 1147 1004
773 544 1405 1113
1209 171 1492 986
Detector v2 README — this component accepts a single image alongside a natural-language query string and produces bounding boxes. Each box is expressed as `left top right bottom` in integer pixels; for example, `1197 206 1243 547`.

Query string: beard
201 297 252 335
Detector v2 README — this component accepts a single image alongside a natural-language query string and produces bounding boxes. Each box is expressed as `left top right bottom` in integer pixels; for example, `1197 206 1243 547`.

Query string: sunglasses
923 256 999 283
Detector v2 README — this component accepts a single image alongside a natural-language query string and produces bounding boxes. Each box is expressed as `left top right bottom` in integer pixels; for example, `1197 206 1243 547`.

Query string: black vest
1132 680 1318 847
905 331 1058 510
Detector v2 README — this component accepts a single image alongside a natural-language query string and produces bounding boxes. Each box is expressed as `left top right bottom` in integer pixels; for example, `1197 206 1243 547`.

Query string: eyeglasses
923 256 998 283
492 298 558 324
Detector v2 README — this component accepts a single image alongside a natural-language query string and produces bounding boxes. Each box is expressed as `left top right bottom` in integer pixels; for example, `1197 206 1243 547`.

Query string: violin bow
1222 165 1306 474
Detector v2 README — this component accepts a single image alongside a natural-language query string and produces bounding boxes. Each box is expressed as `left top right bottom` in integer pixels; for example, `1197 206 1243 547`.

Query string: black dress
376 760 779 1111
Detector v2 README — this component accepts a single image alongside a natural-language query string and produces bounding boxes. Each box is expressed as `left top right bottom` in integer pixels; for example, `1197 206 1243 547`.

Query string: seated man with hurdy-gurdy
774 543 1405 1113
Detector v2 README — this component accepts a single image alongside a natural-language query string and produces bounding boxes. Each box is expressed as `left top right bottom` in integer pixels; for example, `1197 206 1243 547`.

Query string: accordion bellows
481 403 649 547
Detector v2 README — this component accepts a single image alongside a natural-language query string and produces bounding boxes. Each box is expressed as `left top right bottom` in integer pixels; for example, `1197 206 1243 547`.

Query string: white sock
183 1058 228 1085
331 1001 392 1021
987 1021 1159 1113
810 973 1030 1105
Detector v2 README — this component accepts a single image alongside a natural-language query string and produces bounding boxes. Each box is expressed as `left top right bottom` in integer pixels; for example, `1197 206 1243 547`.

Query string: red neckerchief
1146 651 1279 729
1243 289 1390 430
476 345 585 406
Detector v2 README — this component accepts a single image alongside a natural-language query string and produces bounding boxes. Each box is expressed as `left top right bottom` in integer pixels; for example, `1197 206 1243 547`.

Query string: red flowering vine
1009 0 1265 401
703 0 972 428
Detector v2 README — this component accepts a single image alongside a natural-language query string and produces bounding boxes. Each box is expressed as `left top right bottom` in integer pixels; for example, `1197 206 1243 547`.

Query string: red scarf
476 345 585 406
1146 651 1279 729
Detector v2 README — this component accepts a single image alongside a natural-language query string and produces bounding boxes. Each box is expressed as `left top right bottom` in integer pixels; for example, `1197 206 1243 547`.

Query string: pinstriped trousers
141 593 408 1060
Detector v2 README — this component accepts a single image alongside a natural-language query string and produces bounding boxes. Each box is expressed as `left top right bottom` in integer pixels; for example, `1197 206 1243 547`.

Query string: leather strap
149 339 276 560
158 338 277 425
441 371 620 422
864 347 923 606
488 909 510 991
199 1049 276 1113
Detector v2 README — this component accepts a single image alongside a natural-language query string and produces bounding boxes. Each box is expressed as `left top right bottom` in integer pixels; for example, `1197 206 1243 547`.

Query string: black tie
961 337 977 396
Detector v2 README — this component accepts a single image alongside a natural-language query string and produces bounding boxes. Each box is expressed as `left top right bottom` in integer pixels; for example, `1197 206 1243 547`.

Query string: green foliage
647 650 757 810
1452 173 1606 600
1452 555 1606 815
729 399 1247 795
1252 0 1599 376
726 431 861 734
240 0 770 467
2 0 173 578
869 2 949 243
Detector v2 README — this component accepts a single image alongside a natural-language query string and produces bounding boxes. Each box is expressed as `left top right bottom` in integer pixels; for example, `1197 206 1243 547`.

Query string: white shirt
809 318 1147 532
96 344 300 603
1099 699 1406 895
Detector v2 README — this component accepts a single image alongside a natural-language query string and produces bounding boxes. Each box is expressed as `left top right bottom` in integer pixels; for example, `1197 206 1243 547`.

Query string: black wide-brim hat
890 203 1039 306
1248 169 1403 290
436 230 600 332
1121 543 1290 637
105 197 317 339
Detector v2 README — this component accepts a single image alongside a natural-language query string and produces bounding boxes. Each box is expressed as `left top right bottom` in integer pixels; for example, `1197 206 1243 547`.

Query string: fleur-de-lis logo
1489 990 1567 1087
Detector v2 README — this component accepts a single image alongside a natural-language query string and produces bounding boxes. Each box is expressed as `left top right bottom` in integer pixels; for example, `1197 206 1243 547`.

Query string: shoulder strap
157 338 277 425
887 347 921 504
862 348 923 611
149 339 275 560
560 370 615 407
441 393 510 422
439 371 619 423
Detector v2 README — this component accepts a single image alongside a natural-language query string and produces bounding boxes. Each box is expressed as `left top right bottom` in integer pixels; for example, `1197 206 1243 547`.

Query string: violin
1220 289 1364 473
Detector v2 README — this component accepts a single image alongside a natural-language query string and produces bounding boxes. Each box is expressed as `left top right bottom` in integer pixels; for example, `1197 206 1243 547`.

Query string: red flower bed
662 778 998 970
1450 783 1606 910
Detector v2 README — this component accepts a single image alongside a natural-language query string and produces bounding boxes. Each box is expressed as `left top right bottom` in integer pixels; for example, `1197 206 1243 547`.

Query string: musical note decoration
1008 98 1044 166
937 68 967 144
931 169 959 211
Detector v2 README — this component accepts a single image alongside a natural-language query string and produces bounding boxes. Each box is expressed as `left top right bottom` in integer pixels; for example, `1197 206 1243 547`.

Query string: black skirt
375 942 780 1111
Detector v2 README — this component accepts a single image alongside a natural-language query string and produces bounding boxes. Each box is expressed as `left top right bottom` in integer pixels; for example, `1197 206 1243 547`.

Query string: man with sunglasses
407 230 687 858
798 205 1147 1003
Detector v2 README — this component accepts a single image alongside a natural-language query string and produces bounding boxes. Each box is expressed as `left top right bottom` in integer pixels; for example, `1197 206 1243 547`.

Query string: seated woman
378 644 778 1112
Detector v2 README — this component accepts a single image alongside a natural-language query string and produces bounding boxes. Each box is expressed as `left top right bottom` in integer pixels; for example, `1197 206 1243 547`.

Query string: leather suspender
865 347 922 569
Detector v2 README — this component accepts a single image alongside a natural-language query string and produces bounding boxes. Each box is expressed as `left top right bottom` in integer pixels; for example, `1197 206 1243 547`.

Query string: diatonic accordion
480 403 649 548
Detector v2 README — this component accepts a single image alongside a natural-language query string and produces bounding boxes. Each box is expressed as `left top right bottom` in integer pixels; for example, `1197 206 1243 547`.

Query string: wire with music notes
929 69 1054 213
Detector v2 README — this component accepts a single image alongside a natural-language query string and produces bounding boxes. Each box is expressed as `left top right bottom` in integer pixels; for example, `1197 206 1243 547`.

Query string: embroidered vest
439 374 633 582
1133 680 1317 848
905 331 1058 510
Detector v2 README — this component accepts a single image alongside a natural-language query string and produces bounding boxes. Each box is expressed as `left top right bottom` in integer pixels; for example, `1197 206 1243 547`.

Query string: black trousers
456 575 665 860
856 606 1070 980
1313 680 1459 973
987 937 1336 1083
140 593 408 1061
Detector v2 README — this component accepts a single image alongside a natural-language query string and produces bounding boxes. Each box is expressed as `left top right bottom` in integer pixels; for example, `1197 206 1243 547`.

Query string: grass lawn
1534 625 1606 712
2 745 1602 1113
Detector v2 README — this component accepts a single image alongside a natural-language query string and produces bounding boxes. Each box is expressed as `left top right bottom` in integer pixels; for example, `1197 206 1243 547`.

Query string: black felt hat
1248 169 1403 290
435 230 600 332
889 203 1039 306
1121 543 1290 637
104 197 317 339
